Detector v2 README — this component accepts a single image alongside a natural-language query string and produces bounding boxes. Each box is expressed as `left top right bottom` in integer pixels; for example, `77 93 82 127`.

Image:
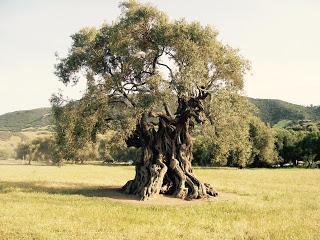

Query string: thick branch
163 102 173 118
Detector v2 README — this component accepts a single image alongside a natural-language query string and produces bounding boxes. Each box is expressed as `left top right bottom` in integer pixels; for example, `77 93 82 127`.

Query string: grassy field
0 162 319 240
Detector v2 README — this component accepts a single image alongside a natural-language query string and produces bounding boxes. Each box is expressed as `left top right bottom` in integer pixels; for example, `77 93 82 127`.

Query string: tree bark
122 97 218 200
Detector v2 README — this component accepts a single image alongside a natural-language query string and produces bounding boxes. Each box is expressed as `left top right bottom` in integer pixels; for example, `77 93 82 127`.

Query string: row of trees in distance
15 96 320 168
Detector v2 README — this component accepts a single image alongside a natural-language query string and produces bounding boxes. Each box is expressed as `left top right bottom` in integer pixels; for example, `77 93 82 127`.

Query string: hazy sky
1 0 320 115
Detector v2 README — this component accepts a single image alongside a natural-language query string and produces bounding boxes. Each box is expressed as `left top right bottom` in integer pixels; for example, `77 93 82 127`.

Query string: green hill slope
0 98 319 131
249 98 320 125
0 108 52 131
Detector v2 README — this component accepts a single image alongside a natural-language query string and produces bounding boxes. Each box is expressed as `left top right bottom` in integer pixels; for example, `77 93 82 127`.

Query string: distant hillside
249 98 320 125
0 108 52 131
0 98 319 131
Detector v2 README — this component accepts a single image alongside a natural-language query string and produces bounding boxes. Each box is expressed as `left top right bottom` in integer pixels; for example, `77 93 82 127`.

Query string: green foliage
273 120 292 128
295 132 320 167
273 128 320 167
207 90 253 167
110 146 140 163
98 134 140 163
193 93 278 168
15 136 58 164
193 91 253 167
250 98 320 125
248 116 277 167
53 0 249 163
51 89 109 163
0 148 10 160
284 120 320 132
15 142 29 160
2 96 320 132
193 136 213 166
98 138 112 162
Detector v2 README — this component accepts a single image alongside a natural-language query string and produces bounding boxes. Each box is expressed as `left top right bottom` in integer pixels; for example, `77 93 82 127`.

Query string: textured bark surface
122 96 218 200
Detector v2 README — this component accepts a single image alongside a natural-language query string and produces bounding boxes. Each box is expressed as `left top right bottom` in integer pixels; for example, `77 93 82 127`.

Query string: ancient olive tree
53 1 249 200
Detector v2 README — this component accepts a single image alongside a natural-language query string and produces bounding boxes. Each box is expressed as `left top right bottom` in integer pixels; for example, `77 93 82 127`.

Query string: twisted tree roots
122 98 218 200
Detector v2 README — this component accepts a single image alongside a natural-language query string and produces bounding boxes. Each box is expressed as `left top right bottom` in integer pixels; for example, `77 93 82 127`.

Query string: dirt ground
100 187 238 205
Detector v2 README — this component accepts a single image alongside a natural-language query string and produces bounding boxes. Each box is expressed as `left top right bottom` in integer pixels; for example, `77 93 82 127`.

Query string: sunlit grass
0 163 319 239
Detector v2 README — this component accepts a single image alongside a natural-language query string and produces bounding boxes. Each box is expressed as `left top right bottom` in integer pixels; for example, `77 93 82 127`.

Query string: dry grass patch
0 164 319 239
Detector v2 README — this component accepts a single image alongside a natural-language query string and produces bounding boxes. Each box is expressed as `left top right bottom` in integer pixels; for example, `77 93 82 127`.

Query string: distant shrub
15 136 59 164
0 148 10 160
0 131 12 141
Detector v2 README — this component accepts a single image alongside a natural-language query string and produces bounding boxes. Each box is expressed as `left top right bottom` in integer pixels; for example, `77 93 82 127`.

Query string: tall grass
0 164 319 239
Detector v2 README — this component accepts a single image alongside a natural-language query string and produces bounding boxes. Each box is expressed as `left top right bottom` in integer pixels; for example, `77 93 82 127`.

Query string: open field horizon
0 163 319 239
1 1 320 239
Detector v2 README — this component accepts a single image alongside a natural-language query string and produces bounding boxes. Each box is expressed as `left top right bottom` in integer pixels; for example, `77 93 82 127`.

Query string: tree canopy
53 0 249 137
52 0 250 200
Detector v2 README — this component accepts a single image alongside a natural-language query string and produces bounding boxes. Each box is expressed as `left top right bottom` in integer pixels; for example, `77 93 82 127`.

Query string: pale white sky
0 0 319 115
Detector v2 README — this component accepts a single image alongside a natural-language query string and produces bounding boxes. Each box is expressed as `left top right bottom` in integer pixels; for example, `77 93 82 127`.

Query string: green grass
272 120 292 128
0 163 319 240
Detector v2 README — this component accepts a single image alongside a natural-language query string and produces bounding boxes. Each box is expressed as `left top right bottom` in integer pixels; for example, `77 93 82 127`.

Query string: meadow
0 162 319 240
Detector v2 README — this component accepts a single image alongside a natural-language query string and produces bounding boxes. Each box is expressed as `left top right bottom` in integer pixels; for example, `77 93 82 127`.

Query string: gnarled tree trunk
122 97 218 200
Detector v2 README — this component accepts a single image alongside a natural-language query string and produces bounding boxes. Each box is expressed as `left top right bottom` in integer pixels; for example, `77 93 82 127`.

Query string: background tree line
12 91 320 168
6 1 319 170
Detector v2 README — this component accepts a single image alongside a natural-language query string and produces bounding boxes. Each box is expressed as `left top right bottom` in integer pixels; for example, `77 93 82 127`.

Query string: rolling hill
0 108 53 159
0 99 320 131
249 98 320 125
0 108 52 131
